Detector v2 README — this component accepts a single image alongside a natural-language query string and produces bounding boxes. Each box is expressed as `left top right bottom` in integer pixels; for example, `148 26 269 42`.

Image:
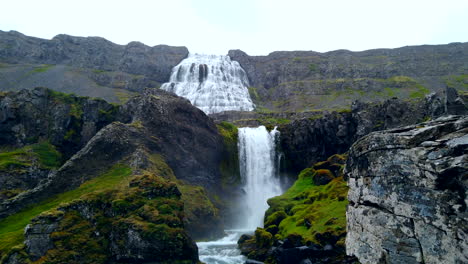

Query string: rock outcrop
238 154 357 264
3 173 199 264
228 44 468 111
345 115 468 263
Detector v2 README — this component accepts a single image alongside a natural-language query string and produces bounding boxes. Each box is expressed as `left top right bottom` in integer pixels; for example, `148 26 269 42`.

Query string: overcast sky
1 0 467 55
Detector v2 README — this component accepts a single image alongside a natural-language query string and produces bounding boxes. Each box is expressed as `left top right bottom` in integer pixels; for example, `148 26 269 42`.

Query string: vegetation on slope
217 121 240 188
239 154 349 263
0 141 62 172
0 164 132 258
257 75 432 112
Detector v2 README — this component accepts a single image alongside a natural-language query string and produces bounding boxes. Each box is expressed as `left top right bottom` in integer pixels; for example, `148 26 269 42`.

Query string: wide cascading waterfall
238 126 282 229
161 54 255 114
197 126 282 264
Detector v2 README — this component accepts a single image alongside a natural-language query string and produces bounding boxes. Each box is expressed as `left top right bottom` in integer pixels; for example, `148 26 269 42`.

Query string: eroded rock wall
345 115 468 263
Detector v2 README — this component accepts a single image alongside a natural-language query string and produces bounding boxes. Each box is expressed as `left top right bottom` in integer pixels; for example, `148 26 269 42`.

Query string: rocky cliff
345 115 467 263
279 88 467 172
229 44 468 111
0 30 188 102
0 88 226 261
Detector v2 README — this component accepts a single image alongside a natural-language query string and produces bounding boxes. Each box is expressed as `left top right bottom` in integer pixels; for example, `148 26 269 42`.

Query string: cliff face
228 44 468 111
345 115 468 263
0 30 188 102
0 88 225 261
279 88 467 172
0 88 223 217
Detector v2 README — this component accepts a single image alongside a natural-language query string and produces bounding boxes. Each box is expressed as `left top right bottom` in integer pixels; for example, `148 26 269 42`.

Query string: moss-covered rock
239 154 351 263
217 121 240 188
3 172 199 264
0 141 62 200
238 228 274 262
178 182 224 240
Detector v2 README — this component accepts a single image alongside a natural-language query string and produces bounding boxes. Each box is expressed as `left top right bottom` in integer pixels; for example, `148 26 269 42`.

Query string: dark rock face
345 115 468 263
0 88 119 200
280 89 467 172
121 88 224 189
229 44 468 111
0 87 118 157
0 30 188 84
0 89 224 220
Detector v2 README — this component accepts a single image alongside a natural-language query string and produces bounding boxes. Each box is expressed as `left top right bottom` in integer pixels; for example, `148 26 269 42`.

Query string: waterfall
197 126 282 264
238 126 282 230
161 54 255 114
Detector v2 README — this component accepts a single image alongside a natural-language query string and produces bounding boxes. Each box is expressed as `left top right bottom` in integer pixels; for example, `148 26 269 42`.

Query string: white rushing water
238 126 282 229
197 230 249 264
161 54 255 114
197 126 282 264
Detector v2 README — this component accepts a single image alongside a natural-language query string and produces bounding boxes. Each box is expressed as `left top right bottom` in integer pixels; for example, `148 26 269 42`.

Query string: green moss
0 142 62 172
31 141 62 169
115 90 137 104
48 90 84 118
0 164 132 256
0 189 24 200
92 69 106 74
217 122 240 187
98 107 118 123
255 228 274 248
18 171 194 263
249 87 259 101
265 155 348 246
308 63 318 72
63 129 76 141
445 74 468 90
256 117 291 127
0 147 31 172
265 211 287 227
31 65 54 73
147 154 177 180
409 84 430 98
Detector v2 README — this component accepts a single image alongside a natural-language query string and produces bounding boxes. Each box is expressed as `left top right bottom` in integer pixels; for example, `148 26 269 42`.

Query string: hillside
229 44 468 111
0 30 188 103
1 30 467 110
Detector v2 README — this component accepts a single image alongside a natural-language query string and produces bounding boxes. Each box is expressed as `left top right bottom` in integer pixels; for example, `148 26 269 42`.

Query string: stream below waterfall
198 126 282 264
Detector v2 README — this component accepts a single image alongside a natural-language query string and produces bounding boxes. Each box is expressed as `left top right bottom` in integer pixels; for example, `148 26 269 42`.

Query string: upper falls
161 54 255 114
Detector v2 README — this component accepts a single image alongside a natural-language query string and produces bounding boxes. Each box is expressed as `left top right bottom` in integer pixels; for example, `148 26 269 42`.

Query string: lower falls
198 126 283 264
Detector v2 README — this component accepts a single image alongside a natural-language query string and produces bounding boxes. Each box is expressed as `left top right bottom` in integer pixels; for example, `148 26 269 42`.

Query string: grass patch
115 90 137 104
0 148 31 172
409 84 430 99
445 74 468 90
249 87 259 101
0 142 62 171
0 164 132 256
31 65 54 74
31 142 62 169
